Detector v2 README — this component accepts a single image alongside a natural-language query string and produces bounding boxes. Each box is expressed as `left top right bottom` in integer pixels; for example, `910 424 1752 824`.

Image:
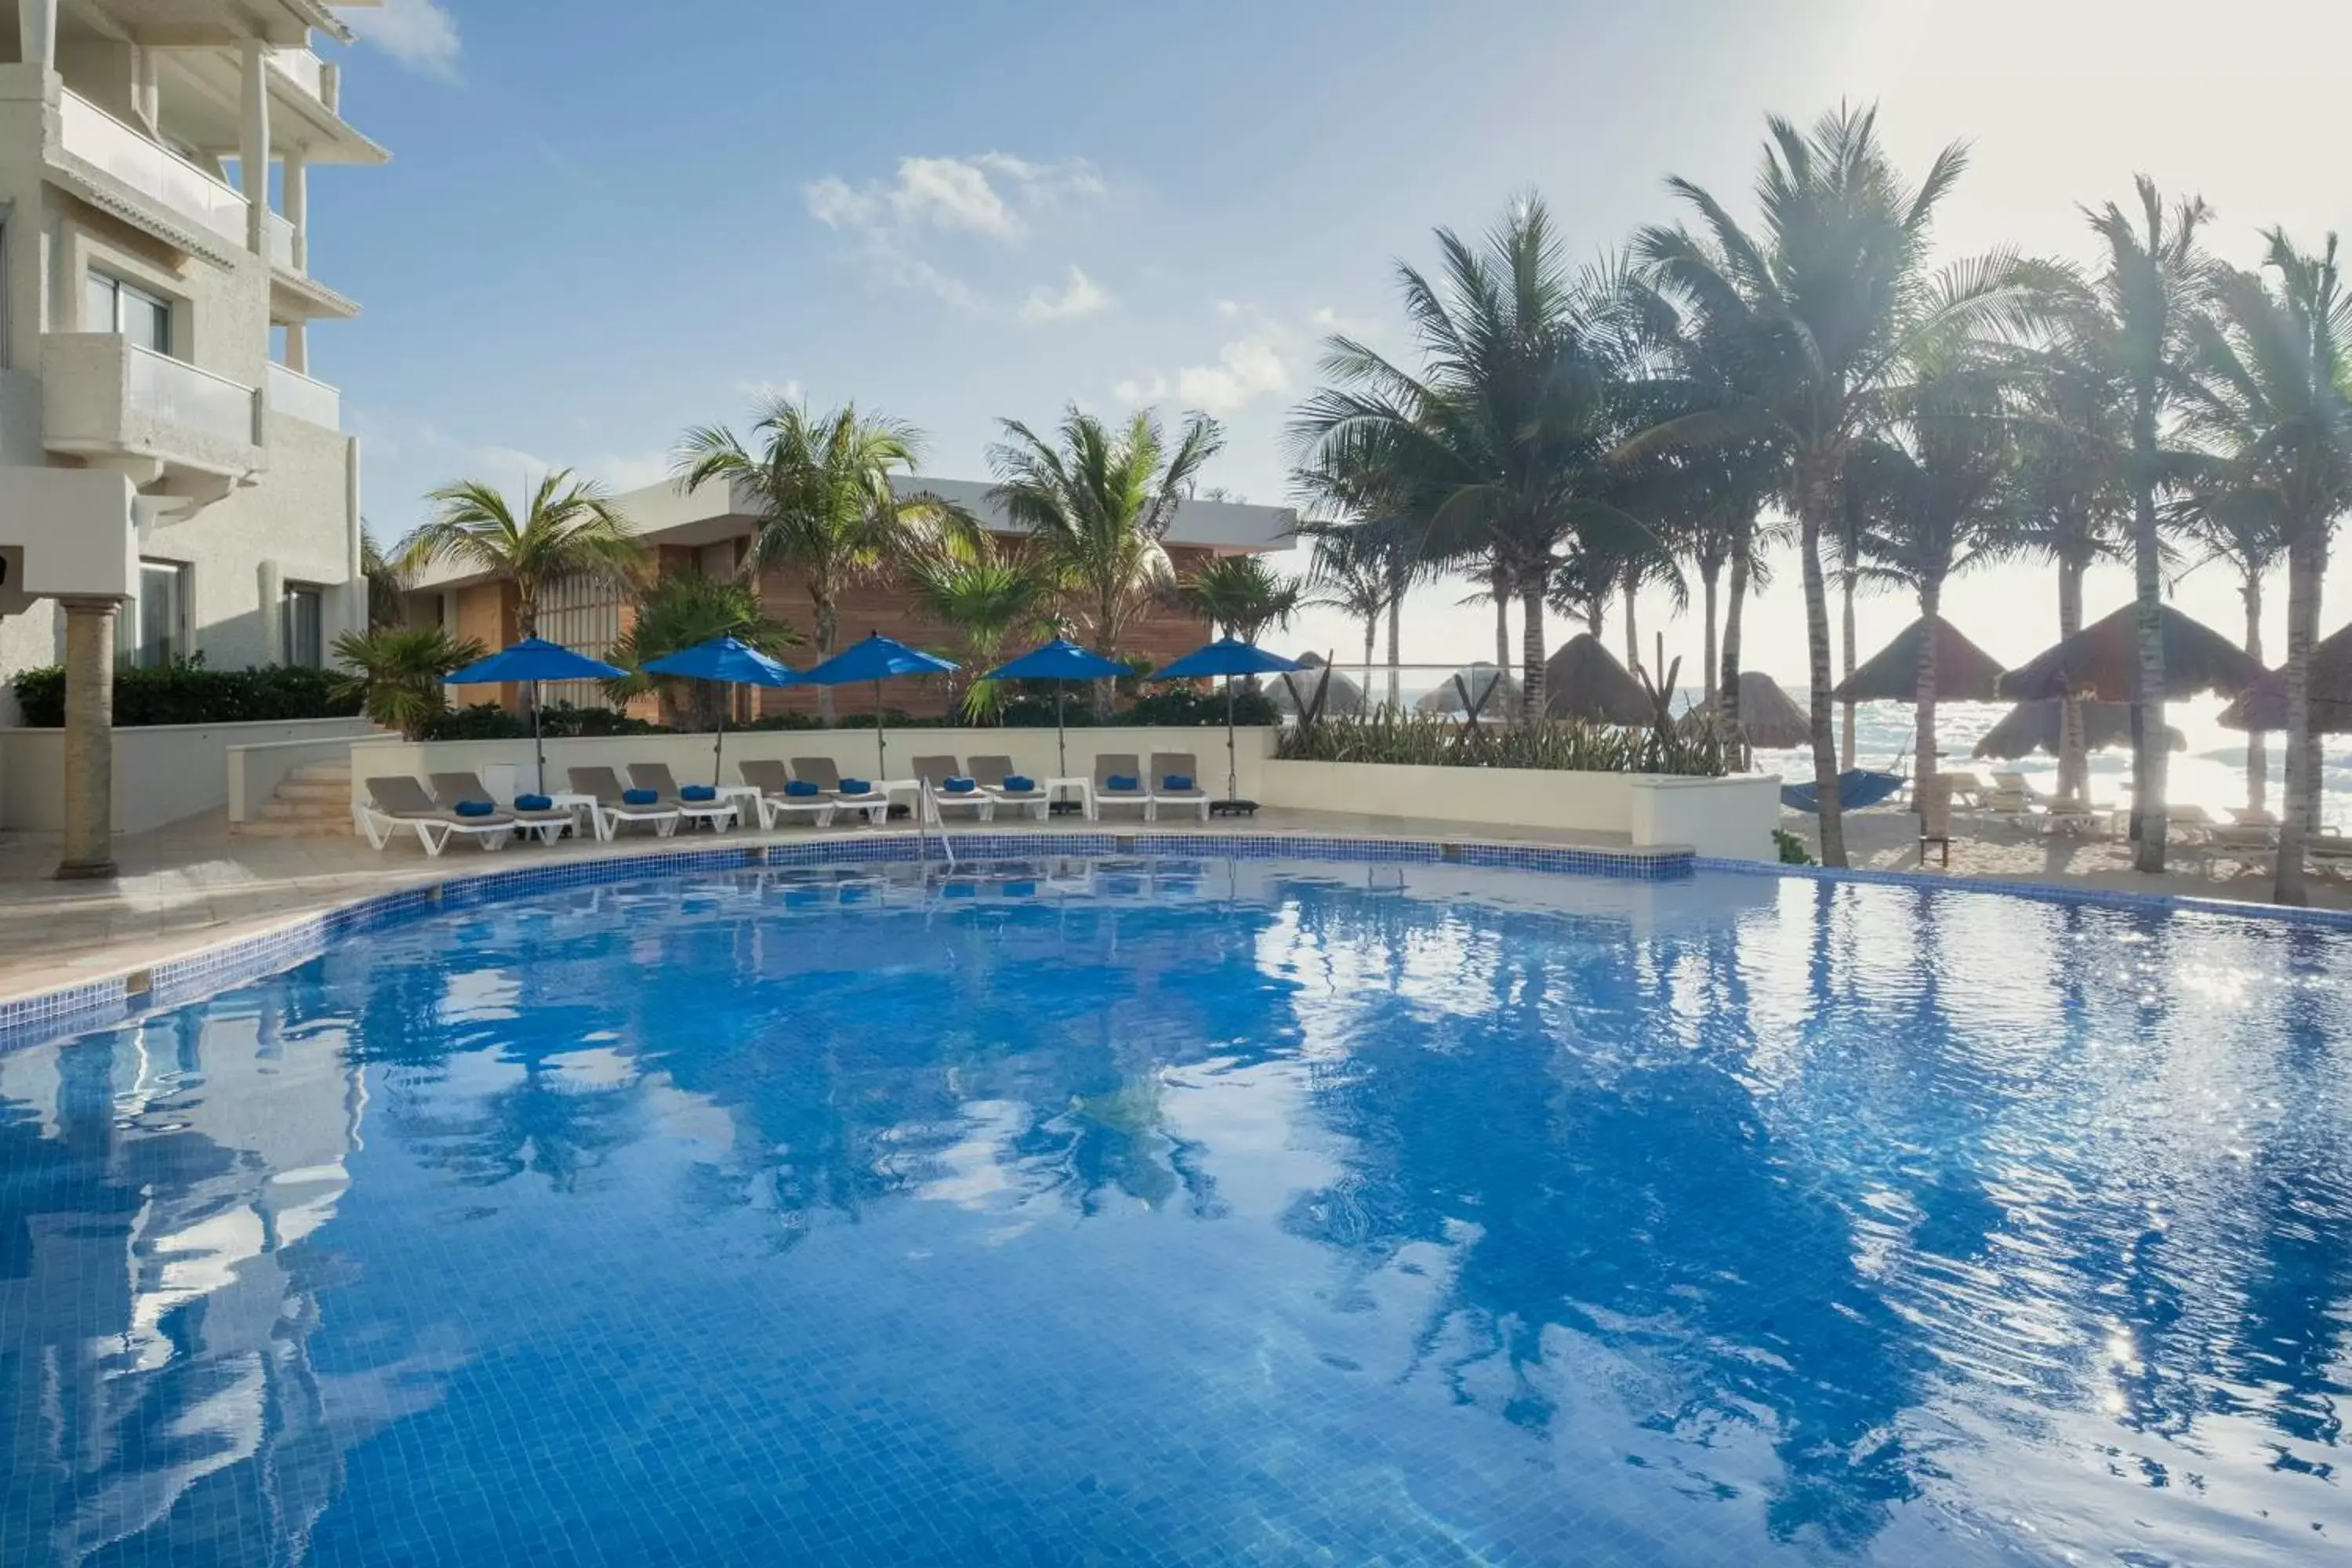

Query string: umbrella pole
532 680 545 795
1226 678 1238 802
714 691 726 788
874 677 887 781
1056 686 1067 779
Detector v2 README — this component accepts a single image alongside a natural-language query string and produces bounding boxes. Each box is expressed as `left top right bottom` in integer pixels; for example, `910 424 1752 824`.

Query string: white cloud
346 0 461 81
801 154 1105 312
1114 303 1300 416
734 378 805 406
1018 266 1109 325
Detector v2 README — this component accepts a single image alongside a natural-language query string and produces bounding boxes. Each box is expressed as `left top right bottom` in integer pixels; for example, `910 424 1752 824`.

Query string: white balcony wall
58 91 247 249
127 347 255 446
265 362 339 430
266 49 325 100
265 212 297 271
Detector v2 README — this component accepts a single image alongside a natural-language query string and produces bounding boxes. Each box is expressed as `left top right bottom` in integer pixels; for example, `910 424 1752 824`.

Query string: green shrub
9 659 361 728
1121 688 1279 728
419 702 670 741
1275 710 1727 777
1773 828 1816 866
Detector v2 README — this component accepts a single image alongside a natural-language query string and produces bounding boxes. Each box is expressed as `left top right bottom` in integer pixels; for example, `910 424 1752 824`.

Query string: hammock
1780 770 1906 813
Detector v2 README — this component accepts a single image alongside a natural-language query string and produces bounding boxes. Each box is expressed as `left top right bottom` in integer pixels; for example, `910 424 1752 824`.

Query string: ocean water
2 856 2348 1564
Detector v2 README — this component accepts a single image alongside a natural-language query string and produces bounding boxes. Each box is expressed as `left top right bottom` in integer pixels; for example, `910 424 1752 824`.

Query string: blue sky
326 0 2350 680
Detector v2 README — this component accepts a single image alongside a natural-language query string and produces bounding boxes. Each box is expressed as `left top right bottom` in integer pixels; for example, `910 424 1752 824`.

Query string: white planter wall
0 717 380 833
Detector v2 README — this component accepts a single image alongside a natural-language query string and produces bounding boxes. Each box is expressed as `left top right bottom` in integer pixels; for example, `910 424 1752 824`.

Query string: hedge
9 662 361 728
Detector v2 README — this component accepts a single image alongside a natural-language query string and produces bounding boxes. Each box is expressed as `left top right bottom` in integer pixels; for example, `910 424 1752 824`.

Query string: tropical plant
2168 480 2284 811
1273 709 1726 777
361 530 409 629
905 541 1062 722
2182 230 2352 904
1634 103 2039 865
987 405 1225 715
394 470 645 639
1173 555 1303 646
602 572 799 731
1290 198 1659 722
673 397 974 722
2070 177 2213 870
1299 515 1419 708
329 625 485 740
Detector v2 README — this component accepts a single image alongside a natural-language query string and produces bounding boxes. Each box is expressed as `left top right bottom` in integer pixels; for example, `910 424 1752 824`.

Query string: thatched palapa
1831 615 2005 703
1417 663 1523 716
1999 602 2265 702
1543 634 1651 724
2217 621 2352 735
1271 653 1366 717
1972 699 2183 760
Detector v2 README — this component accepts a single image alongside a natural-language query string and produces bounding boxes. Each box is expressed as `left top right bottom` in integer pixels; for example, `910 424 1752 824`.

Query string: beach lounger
970 755 1050 822
738 760 837 829
789 757 893 826
430 771 578 839
1937 771 1991 813
913 755 995 822
356 775 532 856
1093 753 1151 819
626 762 739 832
2164 804 2218 843
568 767 681 840
1149 752 1210 822
1916 775 1952 867
2310 833 2352 876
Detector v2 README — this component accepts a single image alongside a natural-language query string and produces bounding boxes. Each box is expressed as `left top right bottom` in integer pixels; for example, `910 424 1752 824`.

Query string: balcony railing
128 347 256 448
267 48 325 100
266 361 341 430
57 90 303 273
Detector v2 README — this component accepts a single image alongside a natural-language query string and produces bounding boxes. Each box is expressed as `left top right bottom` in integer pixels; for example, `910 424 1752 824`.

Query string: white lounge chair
789 757 893 826
970 754 1051 822
1093 753 1151 819
568 766 681 840
913 755 995 823
1149 751 1210 822
429 771 578 839
2310 833 2352 876
626 762 739 832
738 760 837 829
357 776 540 856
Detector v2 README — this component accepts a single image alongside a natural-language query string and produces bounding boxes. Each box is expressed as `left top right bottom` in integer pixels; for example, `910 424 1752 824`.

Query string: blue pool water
2 856 2349 1565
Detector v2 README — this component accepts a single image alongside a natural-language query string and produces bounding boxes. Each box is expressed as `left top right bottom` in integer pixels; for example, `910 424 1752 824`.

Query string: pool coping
2 826 2343 1051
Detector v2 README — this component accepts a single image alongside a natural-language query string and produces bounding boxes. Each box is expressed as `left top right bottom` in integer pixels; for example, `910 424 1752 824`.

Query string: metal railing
127 346 256 446
265 361 340 430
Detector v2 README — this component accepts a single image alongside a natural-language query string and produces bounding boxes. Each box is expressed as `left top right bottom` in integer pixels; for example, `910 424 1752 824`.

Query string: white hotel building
0 0 377 874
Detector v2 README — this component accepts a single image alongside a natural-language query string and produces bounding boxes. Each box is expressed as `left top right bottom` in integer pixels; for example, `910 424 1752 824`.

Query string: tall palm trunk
1915 577 1942 794
1795 456 1847 866
1385 590 1403 712
2241 571 2266 812
2056 560 2087 801
1700 561 1721 707
1490 561 1512 718
811 584 840 725
1721 539 1749 758
1520 581 1549 722
1839 567 1858 769
2274 531 2321 904
1360 617 1377 710
1623 563 1642 678
2128 388 2169 873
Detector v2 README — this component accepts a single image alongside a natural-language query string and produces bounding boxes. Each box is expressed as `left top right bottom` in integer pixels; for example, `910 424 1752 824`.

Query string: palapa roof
1832 615 2005 703
1543 634 1651 724
1972 699 2183 760
1683 670 1811 750
1270 653 1366 717
2218 622 2352 735
1417 662 1523 715
1999 602 2266 702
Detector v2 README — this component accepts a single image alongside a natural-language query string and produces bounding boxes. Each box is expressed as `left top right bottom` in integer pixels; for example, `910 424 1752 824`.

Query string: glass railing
265 212 298 271
265 361 340 430
267 48 325 100
127 347 255 447
57 90 248 247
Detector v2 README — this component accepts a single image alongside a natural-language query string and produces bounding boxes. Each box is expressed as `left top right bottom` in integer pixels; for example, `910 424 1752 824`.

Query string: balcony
265 362 342 430
43 336 265 499
54 90 303 274
266 49 326 103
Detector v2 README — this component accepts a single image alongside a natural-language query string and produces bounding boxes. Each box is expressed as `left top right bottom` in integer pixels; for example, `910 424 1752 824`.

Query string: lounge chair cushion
622 788 659 806
681 784 717 802
785 780 820 797
840 778 873 795
1107 775 1139 793
454 799 497 818
1003 775 1036 793
1160 775 1193 792
944 777 977 794
515 793 553 811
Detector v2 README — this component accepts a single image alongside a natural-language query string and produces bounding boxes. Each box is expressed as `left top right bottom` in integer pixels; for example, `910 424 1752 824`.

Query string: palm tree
1290 198 1653 721
329 625 484 739
2074 178 2213 871
905 542 1062 722
673 398 971 722
360 531 408 630
1299 517 1416 706
2182 231 2352 905
1174 555 1303 645
2169 485 2285 811
1635 104 2035 866
987 405 1225 715
1846 341 2019 789
395 470 645 640
603 572 797 731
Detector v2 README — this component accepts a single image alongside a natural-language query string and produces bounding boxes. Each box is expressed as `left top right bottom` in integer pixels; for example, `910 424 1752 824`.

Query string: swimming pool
2 854 2347 1564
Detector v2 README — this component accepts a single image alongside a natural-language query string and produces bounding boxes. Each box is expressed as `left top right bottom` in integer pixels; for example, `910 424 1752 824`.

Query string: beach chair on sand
738 760 836 829
1093 753 1152 819
913 755 994 823
788 757 893 826
568 766 681 840
1149 752 1210 822
430 771 577 839
1938 771 1991 813
358 776 540 856
970 755 1051 822
2310 833 2352 877
1916 774 1952 868
626 762 739 832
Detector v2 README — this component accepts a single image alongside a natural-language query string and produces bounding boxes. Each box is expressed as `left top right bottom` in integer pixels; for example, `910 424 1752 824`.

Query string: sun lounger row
358 762 744 855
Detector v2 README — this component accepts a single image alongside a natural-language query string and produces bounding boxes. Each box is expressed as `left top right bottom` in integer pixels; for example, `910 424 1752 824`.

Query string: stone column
284 150 308 273
240 38 270 256
18 0 58 71
56 597 118 880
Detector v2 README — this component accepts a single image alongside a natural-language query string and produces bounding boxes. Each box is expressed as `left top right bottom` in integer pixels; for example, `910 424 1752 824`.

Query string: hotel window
281 583 324 668
86 271 172 354
117 560 191 668
535 570 626 709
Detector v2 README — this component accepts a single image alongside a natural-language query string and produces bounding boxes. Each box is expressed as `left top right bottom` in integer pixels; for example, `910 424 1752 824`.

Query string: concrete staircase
239 759 355 837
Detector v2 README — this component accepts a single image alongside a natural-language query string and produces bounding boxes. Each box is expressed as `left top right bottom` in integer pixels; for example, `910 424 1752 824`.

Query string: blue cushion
514 793 552 812
943 777 976 793
784 779 820 797
1161 775 1194 792
1107 775 1139 792
621 788 659 806
681 784 717 802
453 799 496 818
1003 775 1036 793
839 778 873 795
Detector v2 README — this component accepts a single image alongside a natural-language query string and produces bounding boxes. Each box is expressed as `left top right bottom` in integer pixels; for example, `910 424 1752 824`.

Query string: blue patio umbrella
801 633 960 779
1149 637 1302 803
641 636 802 784
445 636 626 791
984 637 1129 777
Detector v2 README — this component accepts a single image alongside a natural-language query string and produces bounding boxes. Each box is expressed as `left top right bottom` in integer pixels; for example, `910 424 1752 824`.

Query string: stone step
284 761 352 786
261 797 349 819
235 817 351 838
272 779 352 803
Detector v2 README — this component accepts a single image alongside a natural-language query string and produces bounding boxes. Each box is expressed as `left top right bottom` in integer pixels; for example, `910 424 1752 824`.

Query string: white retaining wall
0 717 380 833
